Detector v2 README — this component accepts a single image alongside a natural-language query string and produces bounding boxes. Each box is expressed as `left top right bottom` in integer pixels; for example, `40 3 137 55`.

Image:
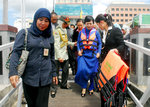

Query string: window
125 8 128 11
121 19 124 22
134 14 137 16
125 14 128 17
129 8 132 11
116 19 119 22
121 14 124 17
111 8 115 11
0 36 2 75
112 19 115 22
116 8 119 11
139 8 141 11
130 14 132 17
112 14 115 16
88 0 90 2
147 9 150 11
121 8 124 11
116 14 119 17
143 9 145 11
134 8 137 11
125 19 128 22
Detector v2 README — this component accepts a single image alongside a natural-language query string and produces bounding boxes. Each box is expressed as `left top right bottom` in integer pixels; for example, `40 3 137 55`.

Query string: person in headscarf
9 8 58 107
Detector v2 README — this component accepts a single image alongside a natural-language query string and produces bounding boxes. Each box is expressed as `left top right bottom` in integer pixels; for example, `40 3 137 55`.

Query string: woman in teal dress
75 16 102 97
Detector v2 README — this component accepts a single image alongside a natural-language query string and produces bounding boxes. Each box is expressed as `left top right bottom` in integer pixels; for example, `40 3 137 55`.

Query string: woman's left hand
96 53 100 58
53 76 58 85
110 48 119 54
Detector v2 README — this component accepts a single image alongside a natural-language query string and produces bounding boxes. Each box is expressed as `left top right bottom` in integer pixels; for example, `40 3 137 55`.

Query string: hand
52 76 58 85
74 42 77 46
58 58 64 63
9 75 19 88
78 49 83 56
96 53 100 58
70 46 73 50
110 48 119 54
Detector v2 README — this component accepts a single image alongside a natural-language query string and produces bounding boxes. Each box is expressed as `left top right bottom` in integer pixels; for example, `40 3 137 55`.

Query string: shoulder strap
24 28 28 50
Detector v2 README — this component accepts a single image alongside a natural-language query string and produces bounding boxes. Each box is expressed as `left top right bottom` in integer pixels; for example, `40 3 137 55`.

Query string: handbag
6 29 29 76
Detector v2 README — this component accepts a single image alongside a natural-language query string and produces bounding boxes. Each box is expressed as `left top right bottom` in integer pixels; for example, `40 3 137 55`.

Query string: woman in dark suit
95 14 124 63
95 14 125 106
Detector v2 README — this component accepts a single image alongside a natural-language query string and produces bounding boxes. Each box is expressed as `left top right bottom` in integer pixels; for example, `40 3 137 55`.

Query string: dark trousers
55 60 69 87
23 82 50 107
67 46 76 74
100 93 105 107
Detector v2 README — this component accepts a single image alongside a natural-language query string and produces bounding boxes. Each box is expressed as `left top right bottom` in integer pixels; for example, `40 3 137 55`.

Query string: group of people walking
9 8 126 107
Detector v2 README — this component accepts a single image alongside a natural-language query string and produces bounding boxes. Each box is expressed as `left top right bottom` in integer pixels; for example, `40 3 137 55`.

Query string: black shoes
51 91 56 98
81 88 86 97
89 90 94 96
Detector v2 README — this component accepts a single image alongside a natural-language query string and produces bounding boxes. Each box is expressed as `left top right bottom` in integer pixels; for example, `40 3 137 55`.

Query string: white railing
125 40 150 107
0 42 23 107
0 40 150 107
0 79 23 107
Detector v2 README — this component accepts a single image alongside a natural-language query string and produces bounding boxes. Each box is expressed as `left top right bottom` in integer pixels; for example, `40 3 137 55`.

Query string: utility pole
3 0 8 24
53 0 55 12
21 0 26 28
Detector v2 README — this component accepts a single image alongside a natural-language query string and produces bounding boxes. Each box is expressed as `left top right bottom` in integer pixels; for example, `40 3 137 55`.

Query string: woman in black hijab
9 8 58 107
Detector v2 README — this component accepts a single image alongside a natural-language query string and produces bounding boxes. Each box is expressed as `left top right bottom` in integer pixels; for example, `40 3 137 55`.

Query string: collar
108 26 112 31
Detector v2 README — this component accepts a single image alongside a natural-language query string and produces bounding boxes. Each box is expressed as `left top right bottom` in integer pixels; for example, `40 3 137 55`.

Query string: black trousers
67 46 76 74
55 60 69 87
23 82 50 107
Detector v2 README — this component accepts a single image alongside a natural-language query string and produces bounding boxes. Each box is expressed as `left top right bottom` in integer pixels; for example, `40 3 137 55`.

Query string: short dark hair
84 15 94 24
76 18 84 25
95 14 112 26
70 24 75 27
51 11 57 16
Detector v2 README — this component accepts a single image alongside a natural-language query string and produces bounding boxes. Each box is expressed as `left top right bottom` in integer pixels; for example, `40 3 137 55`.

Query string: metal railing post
0 79 22 106
140 82 150 105
127 87 143 107
125 40 150 106
17 79 23 107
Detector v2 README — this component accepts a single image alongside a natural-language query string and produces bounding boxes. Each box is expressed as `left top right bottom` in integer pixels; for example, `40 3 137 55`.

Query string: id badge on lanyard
43 48 49 56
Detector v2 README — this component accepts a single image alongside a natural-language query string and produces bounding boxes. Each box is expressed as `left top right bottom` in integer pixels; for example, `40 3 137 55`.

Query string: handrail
0 79 22 107
127 87 143 107
124 40 150 106
0 42 23 107
0 42 14 51
125 40 150 56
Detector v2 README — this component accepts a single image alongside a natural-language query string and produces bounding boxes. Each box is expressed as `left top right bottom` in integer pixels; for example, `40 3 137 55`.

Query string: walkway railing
125 40 150 107
0 42 23 107
0 41 150 107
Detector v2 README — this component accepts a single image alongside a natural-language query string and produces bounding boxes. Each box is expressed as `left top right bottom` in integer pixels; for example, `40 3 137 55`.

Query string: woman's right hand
9 75 19 88
78 49 83 56
58 58 64 63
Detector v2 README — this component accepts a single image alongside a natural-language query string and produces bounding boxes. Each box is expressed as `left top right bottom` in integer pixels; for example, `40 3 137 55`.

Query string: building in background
14 18 33 31
106 2 150 26
55 0 93 24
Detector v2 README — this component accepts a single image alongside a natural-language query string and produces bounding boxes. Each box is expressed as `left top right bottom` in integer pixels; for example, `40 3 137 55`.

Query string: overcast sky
0 0 150 26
